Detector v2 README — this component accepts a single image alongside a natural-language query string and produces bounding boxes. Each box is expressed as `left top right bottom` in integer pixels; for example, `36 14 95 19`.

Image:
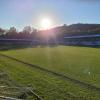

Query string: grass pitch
0 46 100 100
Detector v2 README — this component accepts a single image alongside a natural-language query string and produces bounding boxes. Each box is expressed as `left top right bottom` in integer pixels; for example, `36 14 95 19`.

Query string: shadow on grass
0 43 100 51
62 44 100 48
0 44 59 51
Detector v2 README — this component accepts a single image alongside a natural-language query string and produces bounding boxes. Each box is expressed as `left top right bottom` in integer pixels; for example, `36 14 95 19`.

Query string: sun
41 18 52 30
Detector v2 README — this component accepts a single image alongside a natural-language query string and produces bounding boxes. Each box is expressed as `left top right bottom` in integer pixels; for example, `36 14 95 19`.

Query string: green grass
0 46 100 99
1 46 100 87
0 56 100 100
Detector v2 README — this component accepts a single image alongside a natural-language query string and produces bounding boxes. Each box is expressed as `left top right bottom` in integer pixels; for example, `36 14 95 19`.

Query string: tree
0 28 5 35
9 27 17 33
6 27 18 38
23 26 32 34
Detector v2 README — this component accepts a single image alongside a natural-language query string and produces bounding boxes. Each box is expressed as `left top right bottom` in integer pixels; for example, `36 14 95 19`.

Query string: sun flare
41 18 52 29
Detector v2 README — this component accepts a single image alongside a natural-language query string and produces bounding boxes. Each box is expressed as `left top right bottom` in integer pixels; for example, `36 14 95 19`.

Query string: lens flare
41 18 52 29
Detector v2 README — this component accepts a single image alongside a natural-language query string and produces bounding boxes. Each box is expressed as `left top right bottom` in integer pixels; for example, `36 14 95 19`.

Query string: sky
0 0 100 31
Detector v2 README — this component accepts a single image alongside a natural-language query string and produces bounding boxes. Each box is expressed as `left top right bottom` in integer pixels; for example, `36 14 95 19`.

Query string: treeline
0 23 100 40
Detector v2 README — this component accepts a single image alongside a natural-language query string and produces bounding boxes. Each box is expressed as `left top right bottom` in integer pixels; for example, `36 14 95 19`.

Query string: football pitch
0 46 100 100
